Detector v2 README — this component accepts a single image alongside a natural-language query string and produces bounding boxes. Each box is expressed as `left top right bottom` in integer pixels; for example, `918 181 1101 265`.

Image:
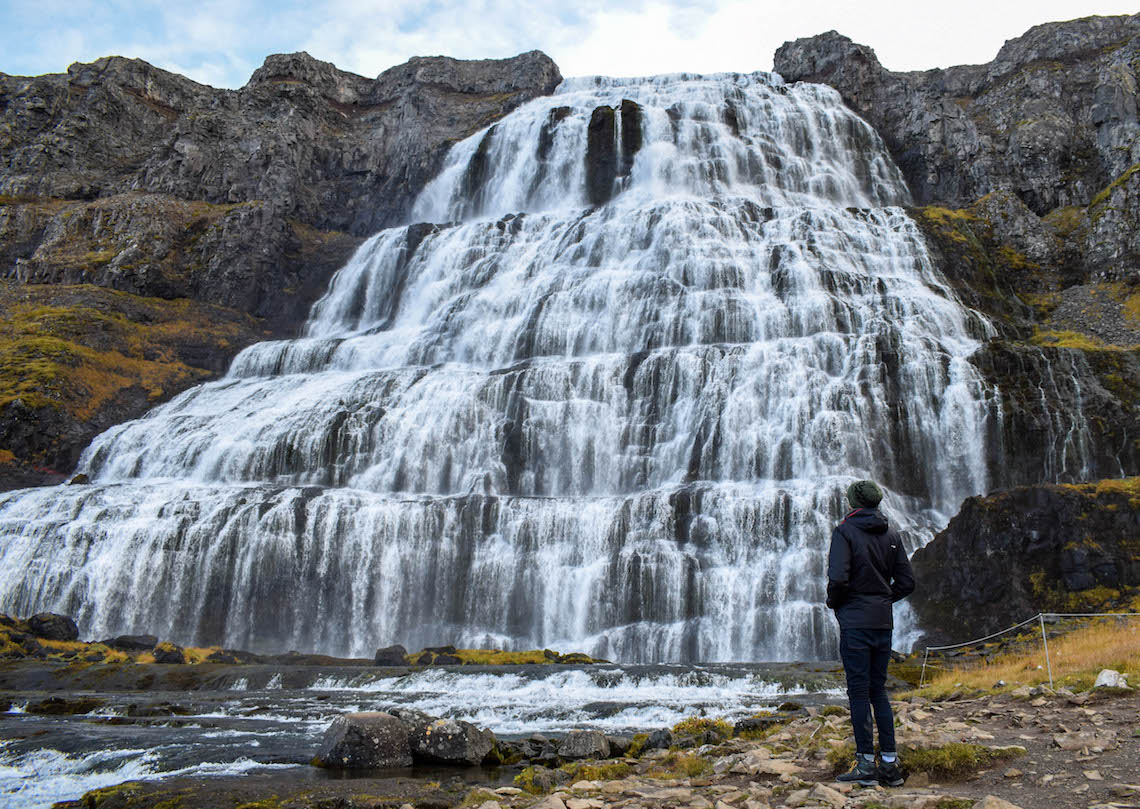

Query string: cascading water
0 72 998 661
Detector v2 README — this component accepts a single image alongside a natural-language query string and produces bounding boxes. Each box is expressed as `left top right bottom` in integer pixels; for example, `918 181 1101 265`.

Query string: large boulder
410 718 495 765
316 712 413 768
27 613 79 642
557 729 610 760
374 644 409 666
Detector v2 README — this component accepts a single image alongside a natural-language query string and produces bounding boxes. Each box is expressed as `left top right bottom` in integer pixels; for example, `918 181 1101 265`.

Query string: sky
1 0 1137 89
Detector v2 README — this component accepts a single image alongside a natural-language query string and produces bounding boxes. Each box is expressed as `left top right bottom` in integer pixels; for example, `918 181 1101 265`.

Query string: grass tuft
913 617 1140 698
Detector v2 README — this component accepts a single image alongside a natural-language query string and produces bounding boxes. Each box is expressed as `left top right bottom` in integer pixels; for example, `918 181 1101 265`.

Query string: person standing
827 479 915 787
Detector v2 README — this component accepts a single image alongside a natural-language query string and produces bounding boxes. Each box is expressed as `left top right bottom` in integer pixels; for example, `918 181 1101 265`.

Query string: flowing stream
0 72 997 661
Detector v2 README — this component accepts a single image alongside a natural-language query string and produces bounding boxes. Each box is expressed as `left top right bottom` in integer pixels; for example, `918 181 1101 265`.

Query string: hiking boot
836 756 878 786
877 757 905 787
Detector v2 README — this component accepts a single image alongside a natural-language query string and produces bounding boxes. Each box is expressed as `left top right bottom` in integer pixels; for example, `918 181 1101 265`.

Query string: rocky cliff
777 16 1140 488
910 478 1140 642
0 50 562 488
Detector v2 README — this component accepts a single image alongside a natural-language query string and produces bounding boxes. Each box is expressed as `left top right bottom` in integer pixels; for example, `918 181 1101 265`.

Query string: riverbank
49 685 1140 809
0 659 847 808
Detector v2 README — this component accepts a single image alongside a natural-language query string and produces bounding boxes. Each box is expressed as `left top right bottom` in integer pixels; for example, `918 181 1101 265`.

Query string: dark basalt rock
606 734 634 756
205 648 265 664
101 634 159 651
910 479 1140 643
409 717 496 765
152 642 186 664
373 644 409 666
775 15 1140 215
1 50 562 237
644 727 674 751
27 612 79 642
586 106 619 206
27 696 105 715
316 712 413 768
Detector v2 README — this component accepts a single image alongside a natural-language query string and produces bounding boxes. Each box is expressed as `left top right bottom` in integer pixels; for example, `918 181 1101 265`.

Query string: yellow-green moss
1091 162 1140 212
78 782 144 808
648 752 712 779
460 789 499 806
827 742 1023 778
671 715 733 739
514 766 547 795
561 761 632 781
916 206 979 243
1029 328 1124 351
626 732 649 757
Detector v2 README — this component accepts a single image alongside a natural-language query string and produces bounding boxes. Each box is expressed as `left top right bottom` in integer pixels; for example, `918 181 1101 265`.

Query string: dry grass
916 617 1140 697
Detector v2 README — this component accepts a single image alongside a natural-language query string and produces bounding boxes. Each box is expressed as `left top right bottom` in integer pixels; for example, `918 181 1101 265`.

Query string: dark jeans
839 627 897 755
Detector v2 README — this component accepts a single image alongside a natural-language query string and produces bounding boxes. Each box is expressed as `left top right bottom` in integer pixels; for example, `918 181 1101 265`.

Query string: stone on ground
316 711 412 768
558 729 610 760
1094 668 1130 689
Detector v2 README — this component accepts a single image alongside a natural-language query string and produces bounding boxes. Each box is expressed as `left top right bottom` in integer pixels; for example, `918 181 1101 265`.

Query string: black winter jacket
826 508 915 630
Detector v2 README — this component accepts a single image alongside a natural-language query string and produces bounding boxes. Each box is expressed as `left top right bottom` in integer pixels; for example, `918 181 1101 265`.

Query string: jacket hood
844 507 889 534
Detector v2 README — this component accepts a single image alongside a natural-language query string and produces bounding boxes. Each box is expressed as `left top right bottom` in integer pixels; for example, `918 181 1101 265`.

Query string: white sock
860 753 876 762
882 752 897 763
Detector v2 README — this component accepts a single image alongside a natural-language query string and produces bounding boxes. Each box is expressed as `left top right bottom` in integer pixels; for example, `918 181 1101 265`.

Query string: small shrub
651 752 711 779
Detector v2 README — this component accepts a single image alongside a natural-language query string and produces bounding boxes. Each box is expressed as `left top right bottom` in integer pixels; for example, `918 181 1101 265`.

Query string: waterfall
0 72 997 661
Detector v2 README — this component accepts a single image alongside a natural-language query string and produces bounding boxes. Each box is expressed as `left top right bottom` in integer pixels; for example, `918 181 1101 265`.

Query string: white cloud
2 0 1137 87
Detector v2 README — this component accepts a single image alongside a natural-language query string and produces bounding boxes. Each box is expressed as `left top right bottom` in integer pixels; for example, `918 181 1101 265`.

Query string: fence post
1039 613 1054 690
920 647 930 687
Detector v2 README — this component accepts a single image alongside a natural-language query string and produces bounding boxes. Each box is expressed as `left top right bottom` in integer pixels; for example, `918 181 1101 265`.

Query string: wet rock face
317 712 413 768
910 480 1140 643
775 16 1140 214
971 343 1140 488
1 50 562 236
27 613 78 641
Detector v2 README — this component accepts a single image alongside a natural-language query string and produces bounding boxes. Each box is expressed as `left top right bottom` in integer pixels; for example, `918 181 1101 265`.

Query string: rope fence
918 611 1140 689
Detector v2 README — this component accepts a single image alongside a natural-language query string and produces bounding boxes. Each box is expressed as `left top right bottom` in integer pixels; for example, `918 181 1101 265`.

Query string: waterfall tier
0 72 996 660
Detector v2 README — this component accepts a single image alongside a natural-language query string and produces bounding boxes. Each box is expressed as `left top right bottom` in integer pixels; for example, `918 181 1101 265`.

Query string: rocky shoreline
43 684 1140 809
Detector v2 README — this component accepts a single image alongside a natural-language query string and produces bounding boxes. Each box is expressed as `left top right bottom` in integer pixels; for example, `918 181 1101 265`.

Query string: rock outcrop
910 478 1140 642
0 50 562 490
1 50 562 235
776 15 1140 285
775 15 1140 215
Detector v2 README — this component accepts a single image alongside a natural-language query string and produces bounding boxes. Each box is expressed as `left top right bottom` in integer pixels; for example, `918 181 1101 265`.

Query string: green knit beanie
846 479 883 509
